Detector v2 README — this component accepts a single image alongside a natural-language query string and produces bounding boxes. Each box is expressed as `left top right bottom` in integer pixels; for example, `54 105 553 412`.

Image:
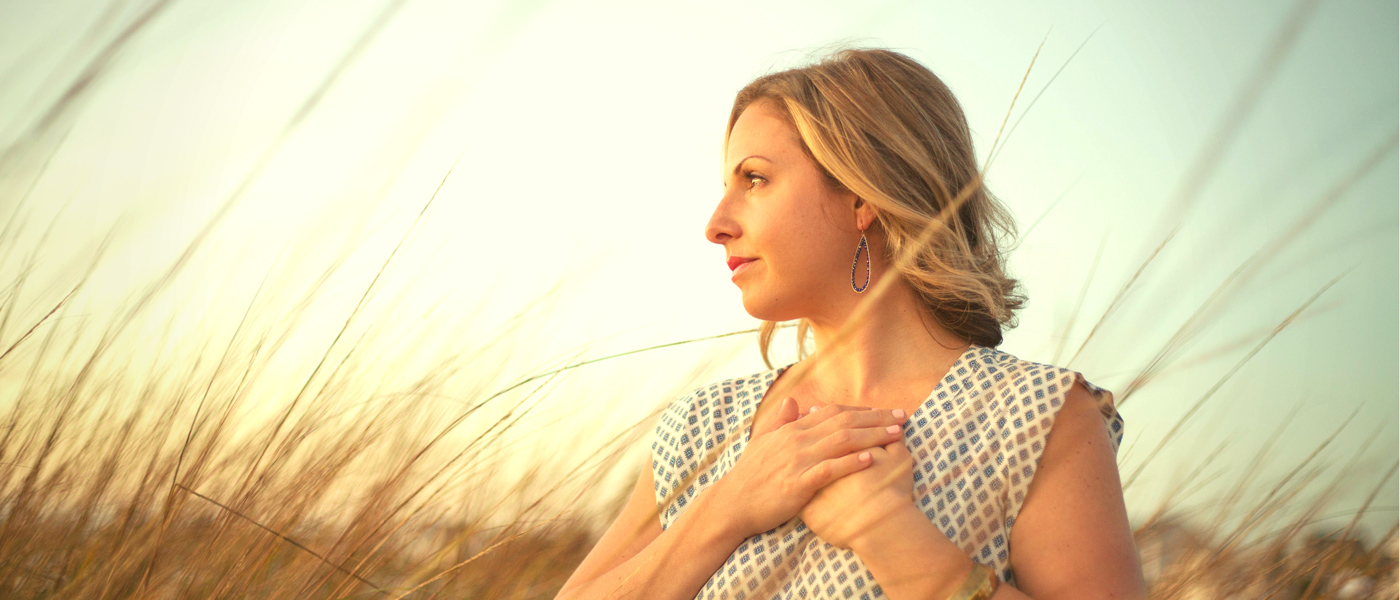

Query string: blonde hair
724 47 1027 368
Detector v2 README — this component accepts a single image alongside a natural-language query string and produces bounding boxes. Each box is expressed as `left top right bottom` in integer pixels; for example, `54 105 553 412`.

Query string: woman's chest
901 393 1011 562
744 400 1008 541
671 390 1017 597
692 444 1007 600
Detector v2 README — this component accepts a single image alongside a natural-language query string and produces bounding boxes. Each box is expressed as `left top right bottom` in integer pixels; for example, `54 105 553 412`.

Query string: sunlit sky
1 0 1396 535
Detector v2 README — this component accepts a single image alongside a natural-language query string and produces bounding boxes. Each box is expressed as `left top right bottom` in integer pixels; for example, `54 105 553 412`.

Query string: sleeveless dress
649 343 1125 599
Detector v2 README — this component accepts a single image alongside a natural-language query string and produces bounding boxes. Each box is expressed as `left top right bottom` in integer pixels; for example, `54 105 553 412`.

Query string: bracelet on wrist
947 562 998 600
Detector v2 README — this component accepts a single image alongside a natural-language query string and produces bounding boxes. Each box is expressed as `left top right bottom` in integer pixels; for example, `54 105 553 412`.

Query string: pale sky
0 0 1395 537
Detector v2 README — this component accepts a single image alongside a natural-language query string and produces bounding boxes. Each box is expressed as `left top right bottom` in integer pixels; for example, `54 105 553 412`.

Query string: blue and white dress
650 343 1126 599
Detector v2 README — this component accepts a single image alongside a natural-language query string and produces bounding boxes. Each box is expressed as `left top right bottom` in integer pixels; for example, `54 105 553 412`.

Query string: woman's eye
745 172 765 188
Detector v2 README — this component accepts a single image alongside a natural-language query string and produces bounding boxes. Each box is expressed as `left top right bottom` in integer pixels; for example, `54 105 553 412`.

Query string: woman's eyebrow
731 155 771 176
723 155 772 187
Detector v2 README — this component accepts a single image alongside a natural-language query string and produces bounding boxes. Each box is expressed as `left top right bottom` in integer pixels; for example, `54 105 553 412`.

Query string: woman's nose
705 199 738 245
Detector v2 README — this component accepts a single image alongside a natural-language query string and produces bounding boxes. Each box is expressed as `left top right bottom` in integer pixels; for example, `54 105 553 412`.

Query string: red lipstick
727 256 756 271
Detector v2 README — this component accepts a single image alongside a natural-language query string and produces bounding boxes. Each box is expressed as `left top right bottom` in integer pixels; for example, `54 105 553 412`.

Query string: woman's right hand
712 399 911 539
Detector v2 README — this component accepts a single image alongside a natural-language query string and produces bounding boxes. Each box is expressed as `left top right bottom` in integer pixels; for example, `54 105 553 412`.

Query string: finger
808 424 906 462
751 397 793 439
799 450 873 492
796 404 907 432
778 397 801 426
806 403 891 420
883 438 910 456
806 403 872 414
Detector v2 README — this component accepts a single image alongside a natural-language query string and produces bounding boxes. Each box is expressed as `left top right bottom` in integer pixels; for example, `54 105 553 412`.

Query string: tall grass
0 0 1396 598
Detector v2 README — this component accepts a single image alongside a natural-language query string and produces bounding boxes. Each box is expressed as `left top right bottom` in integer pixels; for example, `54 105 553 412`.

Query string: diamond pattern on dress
649 345 1126 597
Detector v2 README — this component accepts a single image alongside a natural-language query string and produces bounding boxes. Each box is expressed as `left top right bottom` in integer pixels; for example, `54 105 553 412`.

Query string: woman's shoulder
969 344 1124 454
649 366 786 526
654 365 785 445
662 366 783 416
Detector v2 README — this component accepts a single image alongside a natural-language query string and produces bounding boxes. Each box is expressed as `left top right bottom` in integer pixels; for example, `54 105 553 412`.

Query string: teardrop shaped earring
850 228 871 293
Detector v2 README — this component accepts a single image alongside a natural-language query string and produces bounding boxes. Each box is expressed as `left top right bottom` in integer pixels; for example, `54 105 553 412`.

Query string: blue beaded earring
851 227 870 293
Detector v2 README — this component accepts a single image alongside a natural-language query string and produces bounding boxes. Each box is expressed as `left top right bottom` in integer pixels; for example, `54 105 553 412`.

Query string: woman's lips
730 259 757 280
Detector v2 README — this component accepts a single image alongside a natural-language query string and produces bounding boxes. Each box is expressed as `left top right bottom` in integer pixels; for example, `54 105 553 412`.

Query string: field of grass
0 224 1392 600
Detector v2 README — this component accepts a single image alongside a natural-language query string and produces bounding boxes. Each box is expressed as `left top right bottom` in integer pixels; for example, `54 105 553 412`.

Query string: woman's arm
846 379 1146 600
555 461 747 600
1003 378 1146 599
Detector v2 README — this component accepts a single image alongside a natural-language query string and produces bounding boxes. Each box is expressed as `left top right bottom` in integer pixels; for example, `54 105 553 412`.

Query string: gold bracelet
947 562 999 600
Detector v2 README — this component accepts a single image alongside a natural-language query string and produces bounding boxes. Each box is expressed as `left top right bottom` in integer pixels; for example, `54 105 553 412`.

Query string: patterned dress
649 343 1126 599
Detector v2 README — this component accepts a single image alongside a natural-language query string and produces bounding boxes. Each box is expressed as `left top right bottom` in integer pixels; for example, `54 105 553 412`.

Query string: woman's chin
739 292 794 322
738 293 769 319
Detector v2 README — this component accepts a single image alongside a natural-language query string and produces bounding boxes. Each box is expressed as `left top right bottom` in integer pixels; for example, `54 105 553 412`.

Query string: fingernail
858 451 871 461
892 409 906 419
809 406 818 415
886 424 901 434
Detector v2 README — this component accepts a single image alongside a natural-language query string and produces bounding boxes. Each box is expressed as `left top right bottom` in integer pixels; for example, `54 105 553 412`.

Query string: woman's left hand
798 406 916 550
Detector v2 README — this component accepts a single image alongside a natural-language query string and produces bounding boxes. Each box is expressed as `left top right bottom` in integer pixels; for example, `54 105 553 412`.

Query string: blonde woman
557 47 1147 600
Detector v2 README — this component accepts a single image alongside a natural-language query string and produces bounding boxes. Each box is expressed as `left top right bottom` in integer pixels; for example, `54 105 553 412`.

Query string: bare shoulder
1008 375 1147 600
1050 375 1113 452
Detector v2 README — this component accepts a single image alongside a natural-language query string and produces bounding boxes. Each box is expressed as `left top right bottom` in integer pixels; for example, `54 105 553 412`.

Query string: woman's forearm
850 504 1036 600
557 483 748 600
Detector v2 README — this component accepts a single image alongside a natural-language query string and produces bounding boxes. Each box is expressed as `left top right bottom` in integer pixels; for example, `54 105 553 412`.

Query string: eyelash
743 171 765 188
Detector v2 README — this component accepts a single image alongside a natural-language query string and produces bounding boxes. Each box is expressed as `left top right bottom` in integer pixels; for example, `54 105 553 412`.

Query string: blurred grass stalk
0 0 1396 598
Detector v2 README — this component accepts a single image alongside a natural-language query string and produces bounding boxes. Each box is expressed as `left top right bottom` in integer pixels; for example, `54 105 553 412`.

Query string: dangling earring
850 227 870 293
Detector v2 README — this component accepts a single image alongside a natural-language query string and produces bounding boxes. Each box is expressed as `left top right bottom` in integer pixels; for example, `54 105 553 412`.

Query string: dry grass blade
0 0 176 170
1122 270 1348 489
1014 170 1084 244
1295 461 1397 600
1065 0 1325 368
1050 229 1107 365
979 29 1050 172
984 24 1104 171
1114 132 1395 409
0 284 78 365
389 512 567 600
175 482 388 594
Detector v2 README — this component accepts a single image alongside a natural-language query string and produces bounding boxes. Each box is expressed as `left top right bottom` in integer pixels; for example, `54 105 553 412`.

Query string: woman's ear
853 197 877 231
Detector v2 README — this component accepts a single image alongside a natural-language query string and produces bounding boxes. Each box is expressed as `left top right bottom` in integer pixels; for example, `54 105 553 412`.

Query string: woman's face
705 99 865 322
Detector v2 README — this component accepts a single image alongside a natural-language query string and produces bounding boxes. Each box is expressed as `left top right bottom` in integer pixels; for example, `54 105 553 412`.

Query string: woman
556 47 1147 600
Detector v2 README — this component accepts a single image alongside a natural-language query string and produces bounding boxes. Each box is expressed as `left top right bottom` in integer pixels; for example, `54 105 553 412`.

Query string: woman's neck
801 277 969 409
